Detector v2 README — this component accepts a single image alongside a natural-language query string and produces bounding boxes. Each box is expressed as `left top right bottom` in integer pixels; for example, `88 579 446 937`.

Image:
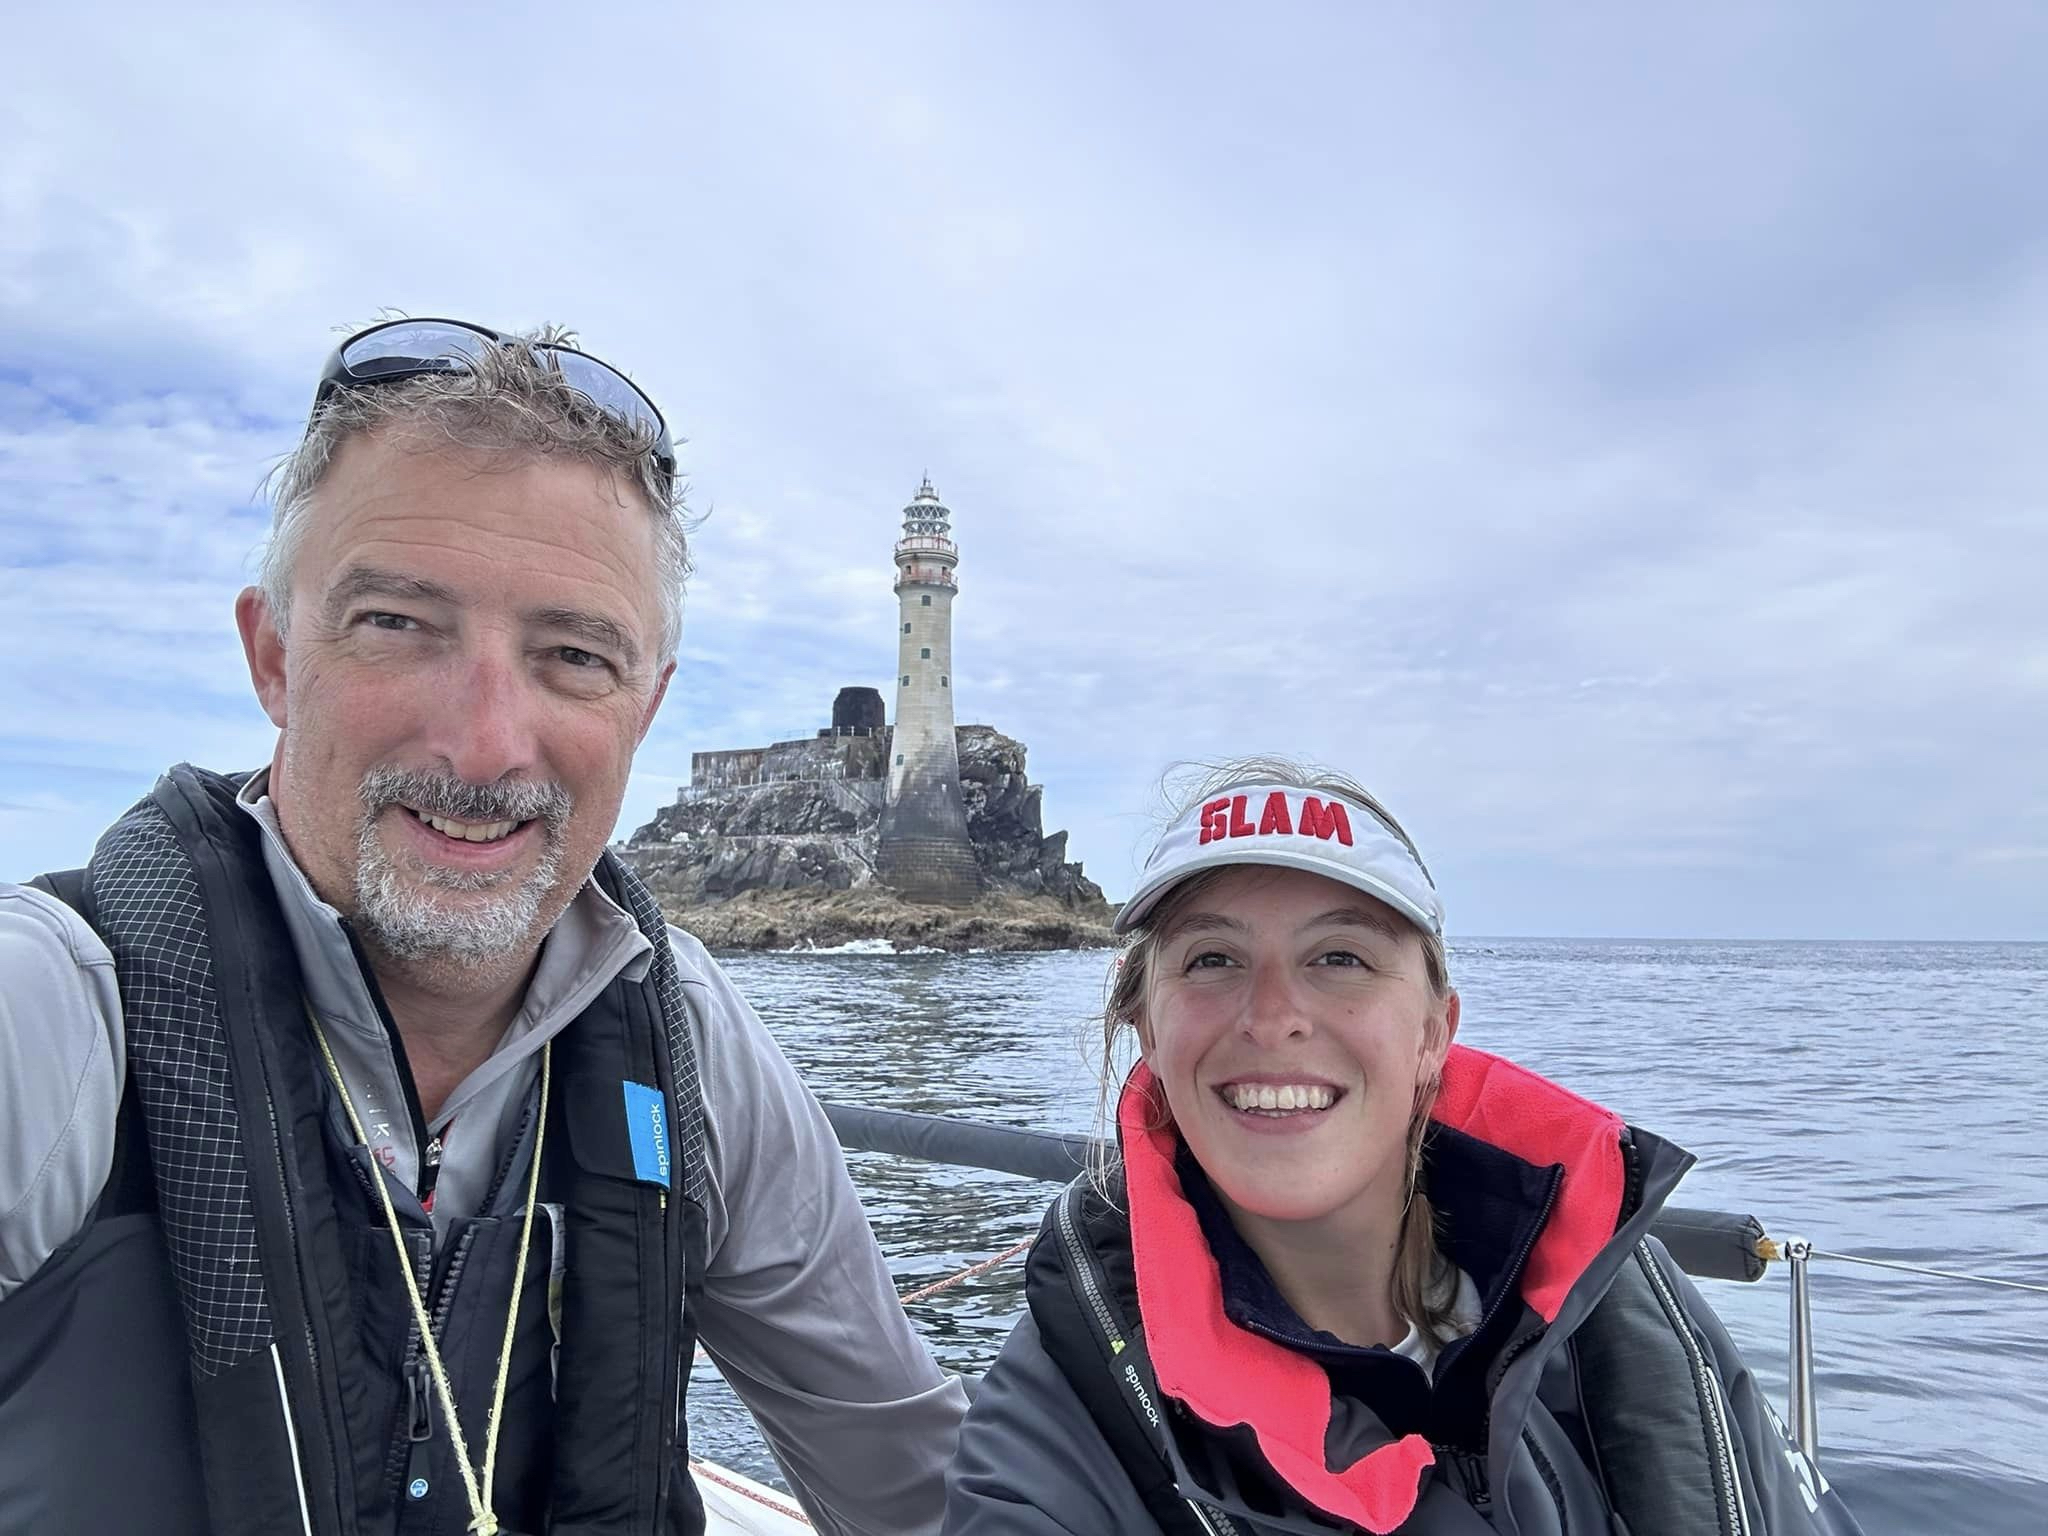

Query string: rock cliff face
618 726 1113 949
955 726 1101 906
620 780 878 900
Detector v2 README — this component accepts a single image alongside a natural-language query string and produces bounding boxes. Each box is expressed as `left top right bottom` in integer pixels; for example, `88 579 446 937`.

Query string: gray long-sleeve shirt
1 777 966 1535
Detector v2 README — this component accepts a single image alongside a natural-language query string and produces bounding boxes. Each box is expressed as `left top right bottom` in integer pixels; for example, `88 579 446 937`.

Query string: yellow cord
307 1004 548 1536
479 1030 549 1524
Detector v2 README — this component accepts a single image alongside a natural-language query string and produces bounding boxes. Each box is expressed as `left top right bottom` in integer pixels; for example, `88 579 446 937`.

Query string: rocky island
615 476 1116 952
618 724 1116 951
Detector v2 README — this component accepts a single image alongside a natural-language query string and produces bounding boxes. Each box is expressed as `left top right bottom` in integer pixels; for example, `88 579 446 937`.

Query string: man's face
238 429 672 974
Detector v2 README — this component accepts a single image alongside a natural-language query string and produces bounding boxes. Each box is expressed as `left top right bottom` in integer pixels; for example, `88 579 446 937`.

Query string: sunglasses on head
310 317 676 495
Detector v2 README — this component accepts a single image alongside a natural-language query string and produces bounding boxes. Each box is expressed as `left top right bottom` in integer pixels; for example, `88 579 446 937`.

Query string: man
0 318 967 1535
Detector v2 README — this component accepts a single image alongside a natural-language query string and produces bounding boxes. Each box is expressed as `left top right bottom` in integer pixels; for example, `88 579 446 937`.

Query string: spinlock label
622 1079 671 1188
1122 1361 1159 1427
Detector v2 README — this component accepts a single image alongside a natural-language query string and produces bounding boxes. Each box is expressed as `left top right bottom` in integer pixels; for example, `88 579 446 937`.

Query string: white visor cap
1115 783 1444 939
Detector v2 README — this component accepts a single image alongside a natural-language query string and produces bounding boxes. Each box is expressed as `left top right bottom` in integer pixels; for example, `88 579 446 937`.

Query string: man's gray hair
261 324 688 666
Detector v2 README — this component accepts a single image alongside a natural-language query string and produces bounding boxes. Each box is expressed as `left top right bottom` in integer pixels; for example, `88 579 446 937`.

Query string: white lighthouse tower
876 476 981 904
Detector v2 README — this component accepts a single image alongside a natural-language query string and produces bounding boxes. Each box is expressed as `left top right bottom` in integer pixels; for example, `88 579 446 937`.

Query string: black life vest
1028 1161 1753 1536
0 765 709 1536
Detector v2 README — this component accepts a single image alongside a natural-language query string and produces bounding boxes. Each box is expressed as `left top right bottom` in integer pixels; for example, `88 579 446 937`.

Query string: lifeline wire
1812 1249 2048 1297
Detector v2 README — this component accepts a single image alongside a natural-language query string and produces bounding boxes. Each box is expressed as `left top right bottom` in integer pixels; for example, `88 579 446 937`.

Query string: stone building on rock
625 479 1102 912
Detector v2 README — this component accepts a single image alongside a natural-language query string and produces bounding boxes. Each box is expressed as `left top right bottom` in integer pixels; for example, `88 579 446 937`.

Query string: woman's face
1139 865 1457 1240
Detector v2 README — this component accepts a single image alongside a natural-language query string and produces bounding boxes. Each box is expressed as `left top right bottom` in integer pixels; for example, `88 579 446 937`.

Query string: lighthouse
876 477 981 904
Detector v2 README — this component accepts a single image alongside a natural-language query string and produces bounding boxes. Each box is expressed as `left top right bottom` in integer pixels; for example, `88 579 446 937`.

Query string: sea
685 938 2048 1535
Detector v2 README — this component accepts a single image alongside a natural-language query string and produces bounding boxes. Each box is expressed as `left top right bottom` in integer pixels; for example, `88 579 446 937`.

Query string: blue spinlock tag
621 1080 671 1188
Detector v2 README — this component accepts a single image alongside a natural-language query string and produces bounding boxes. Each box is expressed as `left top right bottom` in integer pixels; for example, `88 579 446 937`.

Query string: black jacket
944 1047 1865 1535
0 767 708 1536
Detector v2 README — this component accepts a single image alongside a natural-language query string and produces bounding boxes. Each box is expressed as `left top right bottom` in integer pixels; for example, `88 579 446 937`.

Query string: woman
945 760 1862 1535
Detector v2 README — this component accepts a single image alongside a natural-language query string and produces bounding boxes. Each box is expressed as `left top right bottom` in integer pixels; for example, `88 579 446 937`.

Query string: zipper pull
405 1355 435 1503
1439 1447 1490 1509
1464 1453 1492 1510
419 1133 444 1206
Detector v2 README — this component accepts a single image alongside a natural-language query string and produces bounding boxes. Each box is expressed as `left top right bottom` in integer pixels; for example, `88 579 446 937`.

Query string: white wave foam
777 937 949 956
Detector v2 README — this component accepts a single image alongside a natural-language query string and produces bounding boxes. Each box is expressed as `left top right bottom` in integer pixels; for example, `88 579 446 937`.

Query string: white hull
693 1459 811 1533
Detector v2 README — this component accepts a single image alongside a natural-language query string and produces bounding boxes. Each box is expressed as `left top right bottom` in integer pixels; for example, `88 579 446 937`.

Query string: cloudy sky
4 3 2044 938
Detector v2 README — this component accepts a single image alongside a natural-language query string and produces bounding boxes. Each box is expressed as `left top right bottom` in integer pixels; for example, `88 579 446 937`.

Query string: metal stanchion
1783 1234 1819 1460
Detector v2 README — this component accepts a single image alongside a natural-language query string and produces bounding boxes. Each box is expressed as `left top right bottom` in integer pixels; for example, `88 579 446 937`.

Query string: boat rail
822 1101 2048 1468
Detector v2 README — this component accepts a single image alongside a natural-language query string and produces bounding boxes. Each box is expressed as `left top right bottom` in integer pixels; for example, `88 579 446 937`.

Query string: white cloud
4 2 2045 936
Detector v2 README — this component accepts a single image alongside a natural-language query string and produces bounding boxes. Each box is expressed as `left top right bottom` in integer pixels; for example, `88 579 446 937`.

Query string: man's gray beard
351 765 573 966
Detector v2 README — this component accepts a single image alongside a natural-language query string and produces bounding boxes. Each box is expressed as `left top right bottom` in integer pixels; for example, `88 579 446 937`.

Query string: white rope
1810 1248 2048 1296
